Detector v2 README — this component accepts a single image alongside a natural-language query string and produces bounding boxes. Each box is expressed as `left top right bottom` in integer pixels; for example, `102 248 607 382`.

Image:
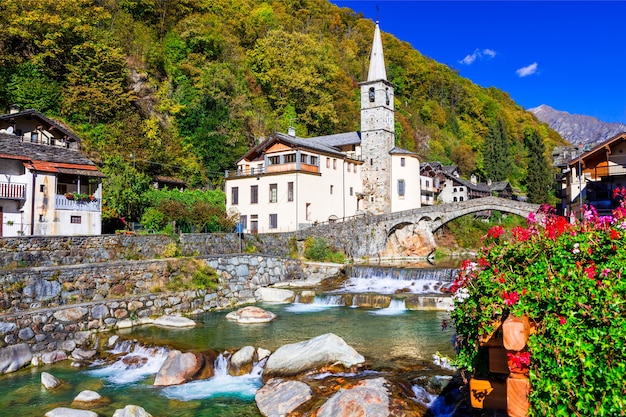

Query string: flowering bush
451 199 626 416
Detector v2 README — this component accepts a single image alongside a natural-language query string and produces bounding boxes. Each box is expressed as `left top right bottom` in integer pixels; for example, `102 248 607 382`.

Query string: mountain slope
529 104 626 147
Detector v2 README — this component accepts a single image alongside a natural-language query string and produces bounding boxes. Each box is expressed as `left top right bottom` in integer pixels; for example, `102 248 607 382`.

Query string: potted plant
64 192 75 200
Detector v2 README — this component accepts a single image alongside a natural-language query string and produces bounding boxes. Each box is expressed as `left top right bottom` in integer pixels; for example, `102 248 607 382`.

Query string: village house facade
561 132 626 218
0 107 104 236
225 23 421 233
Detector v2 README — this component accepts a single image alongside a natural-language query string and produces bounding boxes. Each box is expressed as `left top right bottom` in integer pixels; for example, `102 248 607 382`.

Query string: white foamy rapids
412 385 459 417
370 298 407 316
342 277 451 295
88 342 169 384
161 355 266 401
285 294 344 313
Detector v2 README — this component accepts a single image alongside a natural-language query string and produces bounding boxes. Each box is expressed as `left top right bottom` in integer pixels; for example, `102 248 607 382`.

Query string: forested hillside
0 0 566 220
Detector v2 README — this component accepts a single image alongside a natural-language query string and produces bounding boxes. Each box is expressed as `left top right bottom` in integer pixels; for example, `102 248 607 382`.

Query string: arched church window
385 88 390 105
369 87 375 102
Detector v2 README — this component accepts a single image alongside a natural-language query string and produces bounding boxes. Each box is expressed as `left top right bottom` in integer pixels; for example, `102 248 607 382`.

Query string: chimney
287 126 296 137
9 104 20 114
470 174 477 185
487 178 492 187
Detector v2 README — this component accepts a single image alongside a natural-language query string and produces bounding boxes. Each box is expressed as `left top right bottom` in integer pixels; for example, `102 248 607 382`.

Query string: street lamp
577 145 591 219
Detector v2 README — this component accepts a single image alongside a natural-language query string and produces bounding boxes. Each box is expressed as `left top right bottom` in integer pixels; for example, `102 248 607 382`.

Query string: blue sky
332 1 626 124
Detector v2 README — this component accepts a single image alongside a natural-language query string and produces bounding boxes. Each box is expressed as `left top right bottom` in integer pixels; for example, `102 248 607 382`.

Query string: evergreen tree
483 118 510 182
524 129 553 204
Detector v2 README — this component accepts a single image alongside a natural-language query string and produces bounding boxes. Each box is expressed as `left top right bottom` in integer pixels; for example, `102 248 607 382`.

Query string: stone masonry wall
0 256 342 359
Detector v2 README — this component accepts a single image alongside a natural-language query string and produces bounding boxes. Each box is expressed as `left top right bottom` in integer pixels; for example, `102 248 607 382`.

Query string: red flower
487 225 505 239
478 257 490 268
503 290 519 306
610 229 620 240
512 226 531 242
584 264 597 279
559 316 566 325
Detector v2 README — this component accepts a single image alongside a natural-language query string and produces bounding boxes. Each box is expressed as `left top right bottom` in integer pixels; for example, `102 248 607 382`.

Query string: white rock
257 347 271 362
45 408 98 417
73 390 102 403
153 315 196 328
41 371 62 390
254 287 295 303
225 306 276 324
112 404 153 417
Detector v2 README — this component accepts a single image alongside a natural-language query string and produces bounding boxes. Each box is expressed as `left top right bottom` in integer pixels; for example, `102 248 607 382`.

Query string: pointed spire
367 22 387 81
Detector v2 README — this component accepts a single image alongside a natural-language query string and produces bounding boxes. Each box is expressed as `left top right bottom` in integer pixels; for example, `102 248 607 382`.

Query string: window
240 215 247 230
347 163 351 173
333 159 337 169
459 187 464 192
330 185 334 195
231 187 239 205
251 215 258 234
268 156 280 165
287 182 294 202
460 196 464 202
326 158 330 168
350 187 353 196
301 154 308 163
426 180 430 188
251 185 258 204
398 179 405 197
369 87 375 102
306 203 311 221
400 157 405 167
31 132 38 143
453 197 458 202
269 184 277 203
269 214 278 229
385 87 390 105
453 187 457 192
310 156 318 166
70 216 81 224
284 153 296 163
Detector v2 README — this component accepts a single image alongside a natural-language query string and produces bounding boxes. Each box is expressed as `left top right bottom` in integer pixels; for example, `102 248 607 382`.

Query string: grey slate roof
389 146 417 155
0 133 97 167
0 109 80 143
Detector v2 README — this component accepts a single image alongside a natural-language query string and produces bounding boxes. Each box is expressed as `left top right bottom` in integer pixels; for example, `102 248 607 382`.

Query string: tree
524 129 553 204
482 118 510 182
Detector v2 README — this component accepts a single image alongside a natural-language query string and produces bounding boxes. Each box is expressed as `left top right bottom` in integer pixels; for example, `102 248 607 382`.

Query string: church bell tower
360 21 395 214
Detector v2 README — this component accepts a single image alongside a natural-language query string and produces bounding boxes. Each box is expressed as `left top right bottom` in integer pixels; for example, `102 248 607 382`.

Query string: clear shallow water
0 303 455 417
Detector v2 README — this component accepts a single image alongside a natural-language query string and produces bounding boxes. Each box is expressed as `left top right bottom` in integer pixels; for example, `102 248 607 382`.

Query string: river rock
112 405 153 417
316 377 390 417
153 350 203 386
255 287 295 303
153 315 196 328
225 306 276 323
264 333 364 377
73 390 103 404
257 347 271 361
45 408 98 417
41 350 68 364
0 343 33 373
255 378 313 417
71 348 97 361
41 371 62 389
230 345 255 376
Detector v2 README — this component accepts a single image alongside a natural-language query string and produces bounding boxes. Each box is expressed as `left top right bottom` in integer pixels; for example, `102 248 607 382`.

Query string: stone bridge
299 197 541 259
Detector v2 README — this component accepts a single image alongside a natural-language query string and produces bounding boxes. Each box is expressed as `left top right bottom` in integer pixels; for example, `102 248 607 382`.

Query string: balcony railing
0 182 26 200
55 194 101 212
589 164 626 179
225 163 320 178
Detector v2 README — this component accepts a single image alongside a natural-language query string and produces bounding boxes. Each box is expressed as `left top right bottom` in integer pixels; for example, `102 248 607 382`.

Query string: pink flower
601 268 611 278
559 316 566 325
527 212 537 224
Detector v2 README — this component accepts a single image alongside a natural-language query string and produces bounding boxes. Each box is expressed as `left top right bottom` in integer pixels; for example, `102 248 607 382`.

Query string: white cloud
516 62 538 77
459 48 497 65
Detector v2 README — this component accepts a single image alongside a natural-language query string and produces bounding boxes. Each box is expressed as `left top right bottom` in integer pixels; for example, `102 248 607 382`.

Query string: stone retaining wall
0 233 296 268
0 255 343 359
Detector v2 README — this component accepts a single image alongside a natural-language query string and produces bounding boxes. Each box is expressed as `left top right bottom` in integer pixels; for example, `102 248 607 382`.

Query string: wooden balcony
0 182 26 200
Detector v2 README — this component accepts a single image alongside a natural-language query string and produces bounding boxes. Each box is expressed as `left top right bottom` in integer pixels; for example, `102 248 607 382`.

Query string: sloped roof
0 133 102 176
567 132 626 167
239 131 361 163
0 109 80 143
389 146 417 155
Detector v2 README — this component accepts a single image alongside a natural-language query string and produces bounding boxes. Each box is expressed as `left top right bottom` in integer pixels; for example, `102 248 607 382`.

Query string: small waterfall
213 353 229 377
412 384 460 417
371 298 407 315
343 265 459 295
88 341 170 384
312 294 344 306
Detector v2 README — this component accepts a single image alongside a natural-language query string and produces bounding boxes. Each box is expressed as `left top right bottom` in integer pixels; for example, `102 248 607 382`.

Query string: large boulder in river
153 350 203 386
255 287 295 303
153 315 196 328
255 378 313 417
0 343 32 373
230 345 256 376
225 306 276 323
41 371 63 390
264 333 364 377
45 408 98 417
316 377 390 417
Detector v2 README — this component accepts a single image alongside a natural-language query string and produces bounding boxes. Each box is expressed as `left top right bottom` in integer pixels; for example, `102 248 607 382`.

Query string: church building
225 23 421 233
